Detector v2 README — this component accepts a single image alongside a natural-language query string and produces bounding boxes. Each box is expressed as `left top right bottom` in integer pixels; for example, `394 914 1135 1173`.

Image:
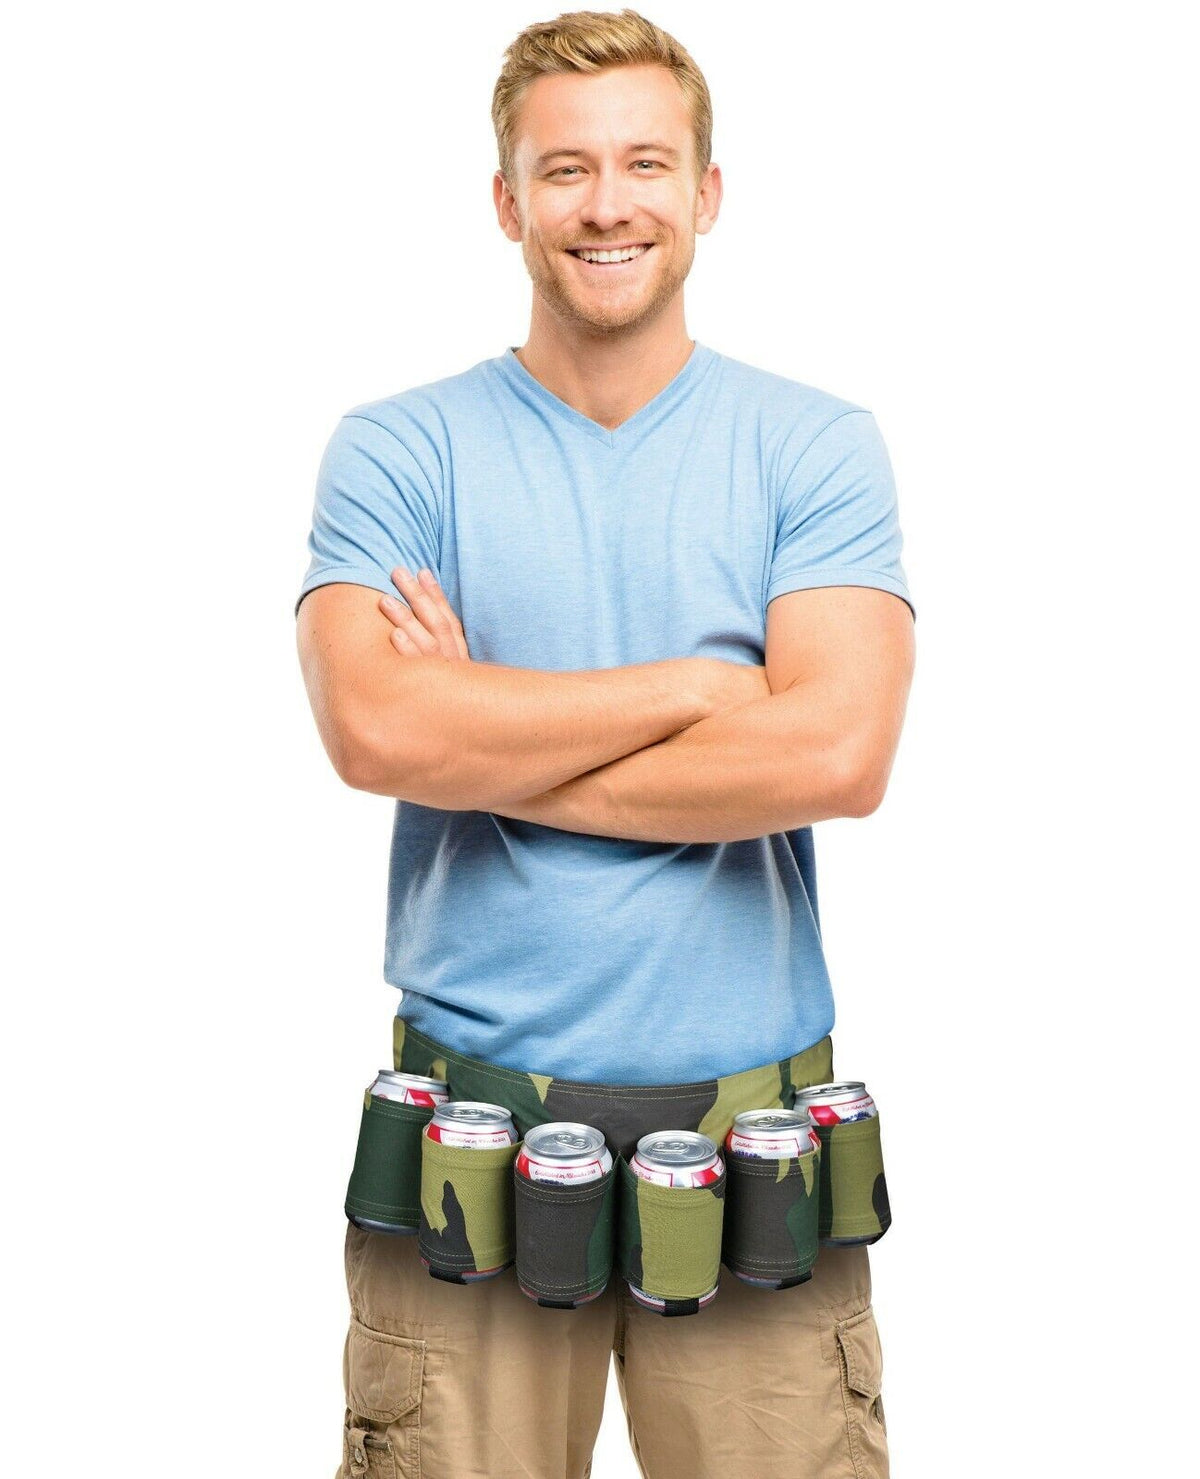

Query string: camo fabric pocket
513 1159 617 1308
815 1113 891 1245
345 1092 434 1236
417 1126 522 1282
720 1142 821 1287
615 1153 727 1316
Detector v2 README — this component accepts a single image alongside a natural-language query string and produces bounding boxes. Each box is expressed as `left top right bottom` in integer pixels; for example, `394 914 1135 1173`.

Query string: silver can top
794 1080 867 1101
431 1101 513 1126
374 1069 448 1091
525 1122 607 1159
732 1109 811 1132
636 1130 719 1166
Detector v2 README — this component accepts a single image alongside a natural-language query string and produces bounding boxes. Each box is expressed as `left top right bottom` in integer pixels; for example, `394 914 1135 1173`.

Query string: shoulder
706 348 877 466
337 356 497 445
324 356 498 483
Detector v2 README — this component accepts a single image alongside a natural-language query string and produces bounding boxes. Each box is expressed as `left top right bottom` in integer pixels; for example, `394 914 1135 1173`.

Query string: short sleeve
767 409 914 620
294 412 442 617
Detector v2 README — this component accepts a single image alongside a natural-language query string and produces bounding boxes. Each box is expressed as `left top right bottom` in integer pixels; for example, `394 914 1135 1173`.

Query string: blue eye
551 161 663 177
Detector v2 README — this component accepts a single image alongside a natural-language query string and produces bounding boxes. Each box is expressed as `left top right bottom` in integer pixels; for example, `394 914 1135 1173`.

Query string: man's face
498 64 720 336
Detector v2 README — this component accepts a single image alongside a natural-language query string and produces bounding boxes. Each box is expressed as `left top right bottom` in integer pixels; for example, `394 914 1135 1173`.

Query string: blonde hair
492 9 713 188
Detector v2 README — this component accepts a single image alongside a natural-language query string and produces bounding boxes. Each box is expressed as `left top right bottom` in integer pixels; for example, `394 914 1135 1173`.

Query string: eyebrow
534 142 682 169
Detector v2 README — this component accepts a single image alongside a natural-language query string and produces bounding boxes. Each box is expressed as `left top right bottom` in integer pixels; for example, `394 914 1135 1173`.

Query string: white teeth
574 245 649 263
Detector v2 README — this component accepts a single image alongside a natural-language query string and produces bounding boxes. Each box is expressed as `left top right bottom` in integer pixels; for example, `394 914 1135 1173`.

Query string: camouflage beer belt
344 1019 891 1317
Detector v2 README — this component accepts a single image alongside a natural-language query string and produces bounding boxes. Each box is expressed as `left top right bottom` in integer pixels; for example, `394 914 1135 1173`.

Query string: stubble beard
523 234 695 337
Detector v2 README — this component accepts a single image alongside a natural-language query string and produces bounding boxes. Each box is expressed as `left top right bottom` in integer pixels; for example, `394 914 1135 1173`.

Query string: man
296 11 914 1478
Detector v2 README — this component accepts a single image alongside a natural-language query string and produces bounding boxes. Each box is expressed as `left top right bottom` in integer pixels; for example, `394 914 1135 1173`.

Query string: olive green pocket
417 1127 521 1281
721 1144 821 1286
345 1091 433 1236
815 1113 891 1245
615 1153 726 1315
513 1161 616 1308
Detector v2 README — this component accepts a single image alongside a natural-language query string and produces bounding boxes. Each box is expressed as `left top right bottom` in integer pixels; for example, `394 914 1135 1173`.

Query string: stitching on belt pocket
418 1128 522 1275
616 1153 726 1302
514 1159 616 1301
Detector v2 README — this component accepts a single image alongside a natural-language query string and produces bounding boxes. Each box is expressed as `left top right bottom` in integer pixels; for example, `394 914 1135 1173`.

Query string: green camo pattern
721 1142 821 1283
513 1162 617 1306
417 1128 520 1277
816 1113 891 1243
344 1090 432 1230
387 1018 870 1300
393 1017 834 1158
616 1155 727 1306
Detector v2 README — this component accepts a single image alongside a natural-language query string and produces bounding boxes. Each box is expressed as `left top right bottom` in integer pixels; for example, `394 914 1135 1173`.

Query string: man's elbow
340 726 495 810
842 774 888 818
337 722 426 799
832 747 893 819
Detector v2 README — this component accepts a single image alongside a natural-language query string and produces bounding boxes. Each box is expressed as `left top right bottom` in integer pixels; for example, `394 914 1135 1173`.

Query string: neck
515 307 695 432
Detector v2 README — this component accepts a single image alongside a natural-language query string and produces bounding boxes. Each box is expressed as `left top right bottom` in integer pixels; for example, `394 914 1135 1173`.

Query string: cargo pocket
345 1093 435 1236
615 1153 726 1316
513 1158 616 1307
417 1127 521 1281
342 1317 426 1479
815 1113 892 1245
721 1144 820 1287
835 1306 888 1479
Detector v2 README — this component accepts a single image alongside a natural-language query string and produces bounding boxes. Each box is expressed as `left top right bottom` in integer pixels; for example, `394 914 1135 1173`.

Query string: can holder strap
615 1153 727 1315
345 1093 434 1233
417 1127 522 1280
815 1113 891 1245
721 1145 821 1287
513 1161 617 1307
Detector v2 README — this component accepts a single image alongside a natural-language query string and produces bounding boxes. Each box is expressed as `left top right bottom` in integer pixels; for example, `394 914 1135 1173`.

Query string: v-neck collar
496 340 717 449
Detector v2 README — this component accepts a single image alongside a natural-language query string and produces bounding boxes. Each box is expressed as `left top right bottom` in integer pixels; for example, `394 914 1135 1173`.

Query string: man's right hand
379 566 472 660
374 572 769 720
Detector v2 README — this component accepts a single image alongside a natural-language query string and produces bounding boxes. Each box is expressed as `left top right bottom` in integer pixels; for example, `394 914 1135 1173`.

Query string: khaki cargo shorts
336 1021 889 1479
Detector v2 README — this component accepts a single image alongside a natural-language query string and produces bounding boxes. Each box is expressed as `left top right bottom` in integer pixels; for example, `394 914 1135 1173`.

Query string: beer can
426 1101 520 1147
793 1080 877 1126
421 1102 519 1281
368 1069 449 1108
626 1131 723 1312
516 1123 613 1184
516 1123 613 1307
724 1109 820 1288
347 1070 452 1237
725 1108 820 1161
630 1130 723 1187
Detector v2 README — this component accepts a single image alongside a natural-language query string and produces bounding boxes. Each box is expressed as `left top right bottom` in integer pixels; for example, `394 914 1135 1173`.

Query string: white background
4 2 1195 1474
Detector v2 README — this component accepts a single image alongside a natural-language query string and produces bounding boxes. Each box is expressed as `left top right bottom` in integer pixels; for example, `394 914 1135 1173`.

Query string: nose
578 164 636 233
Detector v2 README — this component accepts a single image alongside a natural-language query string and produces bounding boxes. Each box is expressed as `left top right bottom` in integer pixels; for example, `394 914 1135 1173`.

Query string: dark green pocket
721 1145 820 1286
513 1161 616 1308
615 1154 726 1315
345 1091 434 1235
417 1127 521 1281
816 1113 891 1245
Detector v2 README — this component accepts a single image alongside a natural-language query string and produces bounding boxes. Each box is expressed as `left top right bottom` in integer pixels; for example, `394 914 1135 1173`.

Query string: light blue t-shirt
297 341 913 1083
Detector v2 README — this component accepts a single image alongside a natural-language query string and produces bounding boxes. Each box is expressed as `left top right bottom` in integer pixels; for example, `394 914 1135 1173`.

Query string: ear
693 162 723 237
494 170 523 243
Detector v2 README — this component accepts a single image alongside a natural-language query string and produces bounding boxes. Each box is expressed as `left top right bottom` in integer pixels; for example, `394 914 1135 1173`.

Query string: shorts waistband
393 1019 835 1160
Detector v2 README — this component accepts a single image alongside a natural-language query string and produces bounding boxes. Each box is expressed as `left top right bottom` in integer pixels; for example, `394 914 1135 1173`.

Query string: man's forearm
492 686 868 843
354 655 728 809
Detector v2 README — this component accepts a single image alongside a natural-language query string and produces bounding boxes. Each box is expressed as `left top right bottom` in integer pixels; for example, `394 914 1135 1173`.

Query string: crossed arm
295 566 914 845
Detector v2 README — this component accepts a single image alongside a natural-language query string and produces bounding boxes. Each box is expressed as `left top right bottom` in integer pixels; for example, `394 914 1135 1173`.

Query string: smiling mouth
566 244 655 267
